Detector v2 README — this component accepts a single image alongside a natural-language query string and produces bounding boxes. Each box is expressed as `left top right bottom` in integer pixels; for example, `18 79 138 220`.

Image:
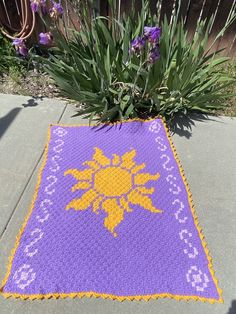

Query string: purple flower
144 26 161 43
130 37 146 54
18 45 29 57
12 38 28 56
50 1 63 18
13 38 23 46
30 1 39 12
39 32 53 45
30 0 47 14
41 0 47 15
149 45 160 64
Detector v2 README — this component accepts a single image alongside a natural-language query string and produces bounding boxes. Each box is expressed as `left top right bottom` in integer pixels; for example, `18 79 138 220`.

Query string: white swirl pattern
160 154 174 171
172 199 188 223
53 139 64 153
149 120 209 293
36 199 53 223
24 228 44 257
155 136 167 151
179 229 199 258
50 155 62 172
44 175 57 195
166 174 182 195
13 127 67 290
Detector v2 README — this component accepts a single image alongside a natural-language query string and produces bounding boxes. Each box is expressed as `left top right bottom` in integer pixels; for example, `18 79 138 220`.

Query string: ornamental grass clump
38 0 235 123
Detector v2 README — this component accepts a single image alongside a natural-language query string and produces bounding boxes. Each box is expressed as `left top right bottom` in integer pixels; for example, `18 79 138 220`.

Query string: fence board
116 0 236 57
159 0 174 21
0 0 21 31
185 0 205 36
214 0 236 56
179 0 191 23
1 0 235 56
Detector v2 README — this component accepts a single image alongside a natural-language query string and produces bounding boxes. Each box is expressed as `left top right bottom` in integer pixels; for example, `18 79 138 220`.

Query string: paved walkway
0 94 235 314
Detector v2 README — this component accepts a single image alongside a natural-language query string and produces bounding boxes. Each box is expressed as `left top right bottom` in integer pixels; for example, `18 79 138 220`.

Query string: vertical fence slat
177 0 191 24
196 0 207 24
152 0 163 24
229 33 236 56
1 0 235 57
221 11 236 56
210 0 235 55
160 0 175 22
185 0 206 38
0 0 21 31
107 0 236 57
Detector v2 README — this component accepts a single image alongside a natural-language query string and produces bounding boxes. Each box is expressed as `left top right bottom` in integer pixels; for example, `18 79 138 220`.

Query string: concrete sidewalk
0 94 235 314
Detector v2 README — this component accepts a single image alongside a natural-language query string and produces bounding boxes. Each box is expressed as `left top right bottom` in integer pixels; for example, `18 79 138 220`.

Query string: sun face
64 148 162 237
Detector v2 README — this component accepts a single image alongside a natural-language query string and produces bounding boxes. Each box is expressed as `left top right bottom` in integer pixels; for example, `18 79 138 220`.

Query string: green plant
40 0 236 123
8 65 27 83
0 33 24 76
218 60 236 116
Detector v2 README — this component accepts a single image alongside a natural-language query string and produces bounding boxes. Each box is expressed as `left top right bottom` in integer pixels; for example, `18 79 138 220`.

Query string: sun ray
120 150 136 169
93 147 110 166
72 181 91 192
83 160 100 171
92 196 104 214
102 199 124 237
134 172 160 185
64 168 93 181
135 187 155 195
112 154 120 166
131 163 146 174
66 190 98 211
120 196 132 212
65 147 162 237
127 190 162 213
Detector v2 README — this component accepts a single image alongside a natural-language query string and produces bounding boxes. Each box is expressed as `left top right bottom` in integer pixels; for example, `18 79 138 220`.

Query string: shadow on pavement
169 113 217 139
83 113 219 138
70 112 221 139
227 300 236 314
22 96 44 107
0 108 22 139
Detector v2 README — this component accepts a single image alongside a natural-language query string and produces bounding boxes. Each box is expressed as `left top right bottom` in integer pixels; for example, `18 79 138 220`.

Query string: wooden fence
1 0 236 56
101 0 236 57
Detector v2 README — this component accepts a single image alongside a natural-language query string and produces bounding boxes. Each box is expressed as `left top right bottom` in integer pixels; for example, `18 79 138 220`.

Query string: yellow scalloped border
0 117 223 303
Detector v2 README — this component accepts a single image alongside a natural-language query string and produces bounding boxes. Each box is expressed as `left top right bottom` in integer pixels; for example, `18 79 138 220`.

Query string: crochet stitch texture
0 118 222 302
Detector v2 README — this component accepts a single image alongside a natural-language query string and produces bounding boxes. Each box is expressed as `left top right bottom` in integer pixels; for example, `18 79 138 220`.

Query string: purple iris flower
144 26 161 43
13 38 23 46
12 39 28 57
30 0 47 14
130 37 146 54
30 1 39 12
50 1 63 18
41 0 47 15
39 32 53 45
149 45 160 63
18 46 29 57
53 2 63 14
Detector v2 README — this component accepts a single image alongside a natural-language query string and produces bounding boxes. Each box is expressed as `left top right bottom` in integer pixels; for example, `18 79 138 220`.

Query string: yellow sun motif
64 148 162 237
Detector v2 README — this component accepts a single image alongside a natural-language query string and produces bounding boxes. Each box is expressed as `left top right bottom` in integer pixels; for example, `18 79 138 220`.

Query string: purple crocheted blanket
0 118 222 302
